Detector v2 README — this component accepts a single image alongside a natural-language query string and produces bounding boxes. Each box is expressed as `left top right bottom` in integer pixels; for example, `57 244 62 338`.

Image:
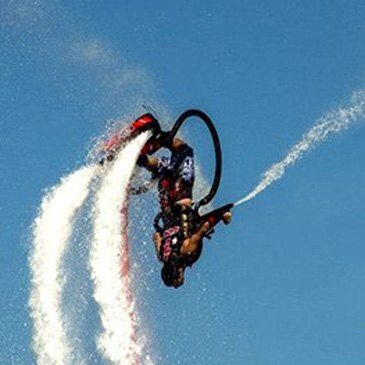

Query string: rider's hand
153 232 163 261
222 211 232 225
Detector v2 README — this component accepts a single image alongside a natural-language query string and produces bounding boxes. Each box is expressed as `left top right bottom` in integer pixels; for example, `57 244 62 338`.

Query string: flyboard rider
101 112 232 288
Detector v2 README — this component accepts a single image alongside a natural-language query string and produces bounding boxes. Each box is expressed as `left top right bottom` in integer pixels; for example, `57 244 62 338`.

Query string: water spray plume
234 90 365 206
29 165 98 365
90 132 153 365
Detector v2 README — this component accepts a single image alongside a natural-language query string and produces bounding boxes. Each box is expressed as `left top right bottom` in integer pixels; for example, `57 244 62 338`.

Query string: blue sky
1 1 365 364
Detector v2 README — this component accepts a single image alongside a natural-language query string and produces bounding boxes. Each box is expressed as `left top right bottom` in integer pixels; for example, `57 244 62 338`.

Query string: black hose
166 109 222 211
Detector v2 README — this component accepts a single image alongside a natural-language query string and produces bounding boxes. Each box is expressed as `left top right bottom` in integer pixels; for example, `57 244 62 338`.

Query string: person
137 130 232 288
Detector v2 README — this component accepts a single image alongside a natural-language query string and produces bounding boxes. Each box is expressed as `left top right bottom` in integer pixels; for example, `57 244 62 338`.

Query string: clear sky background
1 1 365 364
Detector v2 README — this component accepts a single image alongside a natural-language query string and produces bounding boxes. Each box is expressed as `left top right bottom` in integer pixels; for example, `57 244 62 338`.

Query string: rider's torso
154 145 195 220
153 144 197 267
158 177 191 218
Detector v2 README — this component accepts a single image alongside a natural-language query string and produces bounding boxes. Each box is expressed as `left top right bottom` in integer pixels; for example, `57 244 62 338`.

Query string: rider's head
161 260 185 288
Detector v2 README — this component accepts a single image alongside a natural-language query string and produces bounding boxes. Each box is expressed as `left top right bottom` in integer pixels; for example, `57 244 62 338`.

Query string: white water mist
29 165 97 365
235 90 365 205
90 132 152 365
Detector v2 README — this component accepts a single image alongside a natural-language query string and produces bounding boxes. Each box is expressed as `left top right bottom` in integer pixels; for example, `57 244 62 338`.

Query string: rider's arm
153 232 163 261
181 210 232 256
193 222 211 241
180 222 209 258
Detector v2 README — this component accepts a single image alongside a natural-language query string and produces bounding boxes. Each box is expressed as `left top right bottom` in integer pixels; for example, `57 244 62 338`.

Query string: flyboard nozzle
130 113 161 135
99 113 162 165
199 203 234 220
214 202 234 213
